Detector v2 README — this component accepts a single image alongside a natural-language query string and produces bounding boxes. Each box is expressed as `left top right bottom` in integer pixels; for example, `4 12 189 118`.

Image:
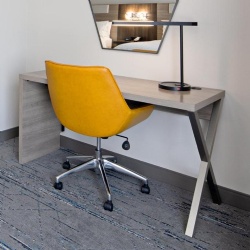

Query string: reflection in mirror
89 0 179 53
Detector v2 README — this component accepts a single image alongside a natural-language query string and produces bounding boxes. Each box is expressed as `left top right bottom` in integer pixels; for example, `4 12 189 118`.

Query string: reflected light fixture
125 12 148 21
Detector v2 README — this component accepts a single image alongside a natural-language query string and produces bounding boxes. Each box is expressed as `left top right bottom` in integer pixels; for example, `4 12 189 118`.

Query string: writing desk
19 70 225 237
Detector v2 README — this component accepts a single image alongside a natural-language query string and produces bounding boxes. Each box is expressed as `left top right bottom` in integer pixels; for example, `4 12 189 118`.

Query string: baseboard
60 135 250 212
0 127 19 142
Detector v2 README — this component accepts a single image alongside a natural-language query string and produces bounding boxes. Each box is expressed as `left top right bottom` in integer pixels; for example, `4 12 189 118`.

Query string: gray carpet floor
0 138 249 250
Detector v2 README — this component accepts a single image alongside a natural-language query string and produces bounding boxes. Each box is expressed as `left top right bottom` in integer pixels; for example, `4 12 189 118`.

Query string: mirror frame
89 0 179 54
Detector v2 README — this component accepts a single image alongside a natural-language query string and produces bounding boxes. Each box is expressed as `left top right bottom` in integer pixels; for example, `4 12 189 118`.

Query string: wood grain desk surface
20 70 225 112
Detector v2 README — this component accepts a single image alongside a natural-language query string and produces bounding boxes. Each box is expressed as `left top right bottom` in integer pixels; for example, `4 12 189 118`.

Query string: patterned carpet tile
0 139 249 249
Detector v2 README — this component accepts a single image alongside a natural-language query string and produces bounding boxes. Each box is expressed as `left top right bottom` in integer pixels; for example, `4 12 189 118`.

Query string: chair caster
103 200 113 212
122 140 130 150
141 184 150 194
62 161 71 170
54 181 63 190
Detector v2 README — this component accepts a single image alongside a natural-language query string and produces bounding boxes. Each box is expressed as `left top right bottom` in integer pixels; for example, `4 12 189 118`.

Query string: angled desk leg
19 79 61 164
185 99 223 237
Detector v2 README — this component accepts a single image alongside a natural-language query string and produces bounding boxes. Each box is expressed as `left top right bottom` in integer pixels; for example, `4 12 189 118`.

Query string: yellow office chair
45 61 154 211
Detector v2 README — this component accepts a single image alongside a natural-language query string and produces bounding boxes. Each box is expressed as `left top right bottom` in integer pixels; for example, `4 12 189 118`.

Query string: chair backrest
45 61 131 137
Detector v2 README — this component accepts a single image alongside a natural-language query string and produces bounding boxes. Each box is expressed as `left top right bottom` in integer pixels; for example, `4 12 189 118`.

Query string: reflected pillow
100 37 112 49
96 21 112 38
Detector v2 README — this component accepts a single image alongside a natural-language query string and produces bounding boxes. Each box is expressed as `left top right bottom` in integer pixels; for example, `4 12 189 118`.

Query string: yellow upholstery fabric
45 61 153 137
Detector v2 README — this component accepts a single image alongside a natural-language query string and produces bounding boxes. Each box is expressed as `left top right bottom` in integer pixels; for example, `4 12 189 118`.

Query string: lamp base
159 82 191 91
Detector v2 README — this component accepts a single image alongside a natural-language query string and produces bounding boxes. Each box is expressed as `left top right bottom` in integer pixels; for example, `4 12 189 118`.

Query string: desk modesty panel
19 70 225 238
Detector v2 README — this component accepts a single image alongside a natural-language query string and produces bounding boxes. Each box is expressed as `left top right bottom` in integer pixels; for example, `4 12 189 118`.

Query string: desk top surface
20 70 225 112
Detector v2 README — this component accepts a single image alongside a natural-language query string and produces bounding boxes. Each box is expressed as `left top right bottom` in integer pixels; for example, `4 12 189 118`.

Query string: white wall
0 0 27 130
3 0 249 196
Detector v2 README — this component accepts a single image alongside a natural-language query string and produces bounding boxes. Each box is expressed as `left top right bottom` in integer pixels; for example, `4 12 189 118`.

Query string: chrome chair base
54 138 150 211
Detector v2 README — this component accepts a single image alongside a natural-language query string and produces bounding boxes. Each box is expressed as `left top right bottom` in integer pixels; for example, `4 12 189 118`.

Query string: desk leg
19 80 61 164
204 99 223 204
185 161 208 237
185 99 223 237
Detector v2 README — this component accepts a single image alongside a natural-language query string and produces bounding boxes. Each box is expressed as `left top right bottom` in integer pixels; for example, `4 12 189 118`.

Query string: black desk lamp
112 21 198 91
157 22 198 91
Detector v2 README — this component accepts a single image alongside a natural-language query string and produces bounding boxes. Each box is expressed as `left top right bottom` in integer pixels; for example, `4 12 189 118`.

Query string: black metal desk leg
207 165 221 204
204 99 224 204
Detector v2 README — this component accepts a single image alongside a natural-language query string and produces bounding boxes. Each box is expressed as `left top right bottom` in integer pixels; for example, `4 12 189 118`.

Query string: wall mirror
89 0 179 53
